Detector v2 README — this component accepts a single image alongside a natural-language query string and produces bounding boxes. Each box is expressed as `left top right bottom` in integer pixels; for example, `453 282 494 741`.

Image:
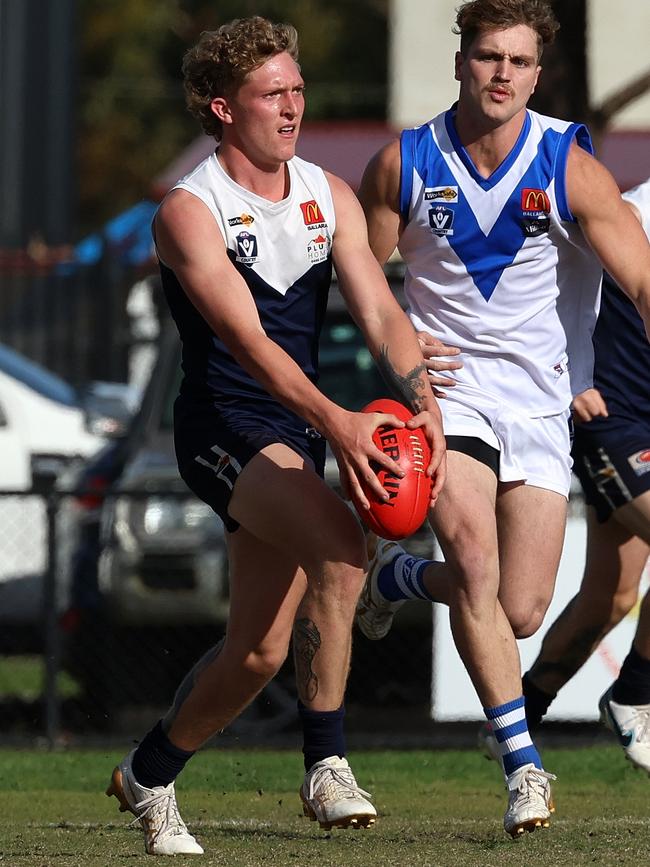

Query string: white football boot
300 756 377 830
503 763 556 837
106 749 204 855
479 724 557 815
599 684 650 774
355 535 406 640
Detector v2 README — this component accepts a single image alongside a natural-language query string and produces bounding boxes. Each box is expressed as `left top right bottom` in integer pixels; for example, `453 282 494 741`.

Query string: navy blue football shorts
572 421 650 523
174 403 326 533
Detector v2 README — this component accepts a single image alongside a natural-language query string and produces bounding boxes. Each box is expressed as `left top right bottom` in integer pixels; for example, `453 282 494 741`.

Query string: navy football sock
522 671 555 730
298 701 346 771
612 646 650 705
131 719 195 789
377 554 435 601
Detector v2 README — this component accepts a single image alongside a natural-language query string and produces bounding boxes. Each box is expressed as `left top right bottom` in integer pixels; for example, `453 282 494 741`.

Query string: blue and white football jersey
158 152 336 414
398 107 603 416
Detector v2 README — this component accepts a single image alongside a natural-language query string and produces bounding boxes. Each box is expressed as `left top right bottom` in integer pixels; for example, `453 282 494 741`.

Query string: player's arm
326 172 446 500
357 139 403 265
358 141 463 395
154 189 404 508
567 145 650 339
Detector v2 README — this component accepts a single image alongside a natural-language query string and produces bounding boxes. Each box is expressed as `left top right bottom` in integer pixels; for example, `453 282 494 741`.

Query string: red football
352 398 432 540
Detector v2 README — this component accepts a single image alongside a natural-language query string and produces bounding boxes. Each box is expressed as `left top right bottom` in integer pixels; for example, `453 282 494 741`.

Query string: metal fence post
42 490 61 747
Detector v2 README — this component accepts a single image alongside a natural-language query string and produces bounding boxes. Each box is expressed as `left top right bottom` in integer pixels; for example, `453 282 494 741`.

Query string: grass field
0 745 648 866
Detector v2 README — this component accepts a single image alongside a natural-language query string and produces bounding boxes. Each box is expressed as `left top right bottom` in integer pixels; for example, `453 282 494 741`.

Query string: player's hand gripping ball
353 398 433 540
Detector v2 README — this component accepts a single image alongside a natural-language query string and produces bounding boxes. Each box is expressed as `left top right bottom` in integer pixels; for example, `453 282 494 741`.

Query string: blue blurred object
73 200 158 267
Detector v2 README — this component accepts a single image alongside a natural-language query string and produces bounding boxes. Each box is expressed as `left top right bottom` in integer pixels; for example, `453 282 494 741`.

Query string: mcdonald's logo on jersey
300 200 325 226
521 188 550 214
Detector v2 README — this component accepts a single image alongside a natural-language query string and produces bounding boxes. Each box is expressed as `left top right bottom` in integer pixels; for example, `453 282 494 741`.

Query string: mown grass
0 655 80 699
0 746 648 866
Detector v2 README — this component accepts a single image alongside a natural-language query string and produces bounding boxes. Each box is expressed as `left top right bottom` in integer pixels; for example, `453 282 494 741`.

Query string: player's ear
530 64 542 95
454 51 464 82
210 97 232 126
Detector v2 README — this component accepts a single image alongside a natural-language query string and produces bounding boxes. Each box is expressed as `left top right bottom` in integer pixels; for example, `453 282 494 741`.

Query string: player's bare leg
429 454 519 705
495 481 567 640
430 453 559 835
165 534 307 746
226 444 377 828
527 512 646 701
108 445 376 847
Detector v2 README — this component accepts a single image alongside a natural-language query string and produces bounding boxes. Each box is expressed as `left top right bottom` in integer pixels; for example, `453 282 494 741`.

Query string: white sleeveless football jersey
399 107 603 416
172 152 335 293
158 151 336 408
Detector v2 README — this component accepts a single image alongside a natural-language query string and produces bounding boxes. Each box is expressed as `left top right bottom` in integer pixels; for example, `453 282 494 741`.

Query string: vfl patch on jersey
228 213 255 227
628 449 650 476
307 233 330 264
300 199 325 226
235 231 259 265
424 186 458 202
429 206 454 237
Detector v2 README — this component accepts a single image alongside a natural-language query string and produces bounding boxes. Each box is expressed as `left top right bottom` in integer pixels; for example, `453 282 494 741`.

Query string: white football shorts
438 385 573 498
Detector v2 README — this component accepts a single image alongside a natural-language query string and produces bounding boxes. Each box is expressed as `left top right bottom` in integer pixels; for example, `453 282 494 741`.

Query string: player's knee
608 587 638 627
313 519 367 596
509 599 549 639
242 644 288 683
338 516 367 571
322 557 366 602
449 545 499 607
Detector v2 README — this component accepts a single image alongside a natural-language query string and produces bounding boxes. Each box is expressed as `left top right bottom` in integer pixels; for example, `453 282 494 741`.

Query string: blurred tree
529 0 589 122
78 1 189 233
77 0 388 233
78 0 648 234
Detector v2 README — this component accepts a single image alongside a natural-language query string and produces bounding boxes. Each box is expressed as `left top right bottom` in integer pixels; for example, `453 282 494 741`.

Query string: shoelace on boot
630 707 650 743
511 767 556 803
307 763 372 801
129 784 189 840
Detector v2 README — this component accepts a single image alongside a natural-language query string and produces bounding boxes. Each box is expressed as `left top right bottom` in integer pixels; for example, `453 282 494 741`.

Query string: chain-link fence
0 250 156 388
0 487 436 745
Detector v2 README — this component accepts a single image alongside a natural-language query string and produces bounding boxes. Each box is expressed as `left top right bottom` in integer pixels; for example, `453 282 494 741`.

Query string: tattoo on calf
293 618 321 702
377 345 427 414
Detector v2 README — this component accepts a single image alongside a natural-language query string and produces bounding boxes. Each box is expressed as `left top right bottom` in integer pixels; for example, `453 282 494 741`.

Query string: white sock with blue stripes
377 553 435 601
484 696 542 779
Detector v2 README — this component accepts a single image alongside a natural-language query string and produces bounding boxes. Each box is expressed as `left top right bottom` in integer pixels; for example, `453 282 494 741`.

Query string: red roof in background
151 121 649 200
151 121 398 199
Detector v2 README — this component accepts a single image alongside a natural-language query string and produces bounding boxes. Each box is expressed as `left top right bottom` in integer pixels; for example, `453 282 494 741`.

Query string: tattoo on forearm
293 618 321 702
377 345 428 413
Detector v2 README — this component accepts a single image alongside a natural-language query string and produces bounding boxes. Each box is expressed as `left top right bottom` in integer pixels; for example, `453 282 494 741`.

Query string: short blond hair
182 16 299 139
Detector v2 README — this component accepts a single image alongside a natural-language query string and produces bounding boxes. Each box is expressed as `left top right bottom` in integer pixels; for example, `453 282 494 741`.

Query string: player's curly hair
454 0 559 59
182 16 299 139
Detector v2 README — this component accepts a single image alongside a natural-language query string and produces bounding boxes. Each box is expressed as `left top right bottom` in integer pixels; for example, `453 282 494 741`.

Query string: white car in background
0 341 139 490
0 345 108 491
0 342 136 639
